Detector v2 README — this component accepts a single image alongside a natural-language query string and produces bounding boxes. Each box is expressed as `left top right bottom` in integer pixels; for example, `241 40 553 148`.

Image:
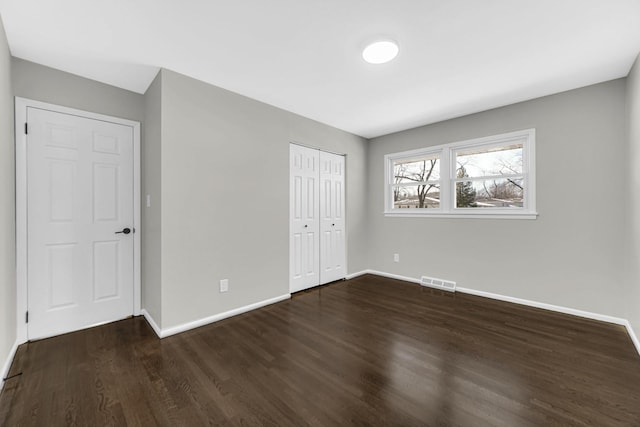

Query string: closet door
319 151 346 284
290 144 320 292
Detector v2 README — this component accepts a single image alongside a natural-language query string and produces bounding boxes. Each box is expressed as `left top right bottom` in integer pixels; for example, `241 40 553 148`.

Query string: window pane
393 185 440 209
456 143 522 178
394 156 440 183
456 178 524 208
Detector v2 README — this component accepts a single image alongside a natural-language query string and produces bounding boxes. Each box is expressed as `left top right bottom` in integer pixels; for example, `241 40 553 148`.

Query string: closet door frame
289 143 347 293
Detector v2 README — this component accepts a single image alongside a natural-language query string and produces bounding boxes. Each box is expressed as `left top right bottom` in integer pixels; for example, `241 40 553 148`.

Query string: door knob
304 225 308 228
115 227 132 235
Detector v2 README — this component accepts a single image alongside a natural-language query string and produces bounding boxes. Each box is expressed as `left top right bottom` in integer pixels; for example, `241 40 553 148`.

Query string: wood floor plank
1 274 639 426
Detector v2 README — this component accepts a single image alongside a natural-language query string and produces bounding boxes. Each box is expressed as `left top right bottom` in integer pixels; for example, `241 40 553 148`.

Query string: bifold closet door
290 144 320 293
290 144 346 293
319 151 345 284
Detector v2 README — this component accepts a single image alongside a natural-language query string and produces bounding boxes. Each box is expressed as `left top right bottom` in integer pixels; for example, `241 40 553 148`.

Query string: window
384 129 536 218
392 152 441 209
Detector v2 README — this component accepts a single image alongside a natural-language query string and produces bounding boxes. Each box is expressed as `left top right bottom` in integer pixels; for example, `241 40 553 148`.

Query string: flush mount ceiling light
362 40 399 64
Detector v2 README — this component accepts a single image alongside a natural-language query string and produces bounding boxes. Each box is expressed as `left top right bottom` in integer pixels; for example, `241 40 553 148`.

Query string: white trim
456 286 628 325
622 320 640 356
132 121 141 316
384 212 538 219
15 98 27 343
366 270 421 284
345 270 370 279
1 340 19 392
15 97 142 342
354 271 640 356
458 286 640 357
147 294 291 339
141 309 162 338
384 128 536 218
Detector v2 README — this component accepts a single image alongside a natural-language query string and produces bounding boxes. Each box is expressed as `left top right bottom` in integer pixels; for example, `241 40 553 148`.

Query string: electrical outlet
146 194 151 208
394 253 400 262
219 279 229 293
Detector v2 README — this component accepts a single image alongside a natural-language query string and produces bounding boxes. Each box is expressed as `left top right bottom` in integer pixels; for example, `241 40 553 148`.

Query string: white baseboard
140 273 640 357
366 269 421 284
1 340 19 392
141 309 163 339
357 271 640 356
346 269 421 284
457 286 640 357
345 270 369 280
143 294 291 339
456 286 628 326
624 320 640 356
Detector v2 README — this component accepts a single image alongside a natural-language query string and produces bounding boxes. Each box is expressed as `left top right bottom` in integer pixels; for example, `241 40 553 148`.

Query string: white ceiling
1 0 640 138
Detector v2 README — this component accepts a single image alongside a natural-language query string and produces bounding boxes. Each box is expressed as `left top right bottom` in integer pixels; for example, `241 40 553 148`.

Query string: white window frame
384 129 537 219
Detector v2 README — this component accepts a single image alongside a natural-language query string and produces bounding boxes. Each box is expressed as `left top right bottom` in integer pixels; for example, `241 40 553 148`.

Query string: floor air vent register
420 276 456 292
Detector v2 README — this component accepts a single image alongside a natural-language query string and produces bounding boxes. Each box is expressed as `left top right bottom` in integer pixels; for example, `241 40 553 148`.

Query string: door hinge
25 311 29 323
24 122 28 135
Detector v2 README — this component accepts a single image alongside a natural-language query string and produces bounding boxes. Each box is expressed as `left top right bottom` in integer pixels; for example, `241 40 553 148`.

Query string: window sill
384 211 538 220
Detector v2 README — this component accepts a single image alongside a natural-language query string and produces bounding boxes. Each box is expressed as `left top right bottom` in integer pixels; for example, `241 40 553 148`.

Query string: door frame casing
15 97 142 342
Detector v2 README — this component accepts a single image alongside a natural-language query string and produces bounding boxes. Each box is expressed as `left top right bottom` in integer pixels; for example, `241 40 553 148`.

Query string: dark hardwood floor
1 274 639 426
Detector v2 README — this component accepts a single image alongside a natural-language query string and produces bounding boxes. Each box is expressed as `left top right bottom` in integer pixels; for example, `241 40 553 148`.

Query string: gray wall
142 72 162 324
627 55 640 333
368 80 628 318
157 69 368 329
0 16 15 381
6 54 636 337
12 58 145 123
6 58 368 333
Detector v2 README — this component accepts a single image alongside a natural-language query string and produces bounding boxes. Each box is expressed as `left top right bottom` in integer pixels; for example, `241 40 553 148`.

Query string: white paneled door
290 144 320 292
26 107 135 339
290 144 345 293
319 151 346 283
